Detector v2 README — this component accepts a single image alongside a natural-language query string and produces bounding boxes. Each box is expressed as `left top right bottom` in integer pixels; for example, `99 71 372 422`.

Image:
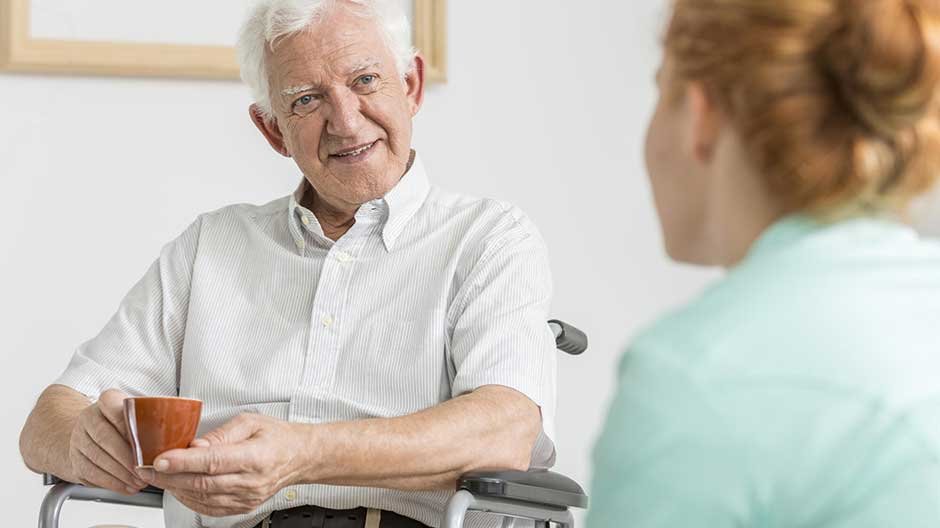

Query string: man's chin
323 174 397 206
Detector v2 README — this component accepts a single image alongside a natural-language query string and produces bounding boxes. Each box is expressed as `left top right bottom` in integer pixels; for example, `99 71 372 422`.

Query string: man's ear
405 54 426 116
249 104 291 158
686 82 722 163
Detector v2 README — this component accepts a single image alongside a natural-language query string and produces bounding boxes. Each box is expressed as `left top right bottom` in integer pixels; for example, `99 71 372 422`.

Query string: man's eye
293 94 322 112
358 75 376 86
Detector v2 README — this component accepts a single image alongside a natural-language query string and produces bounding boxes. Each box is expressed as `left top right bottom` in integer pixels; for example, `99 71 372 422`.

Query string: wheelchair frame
37 320 589 528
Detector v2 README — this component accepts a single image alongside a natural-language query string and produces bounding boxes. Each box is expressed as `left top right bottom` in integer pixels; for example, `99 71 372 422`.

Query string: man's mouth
331 140 379 159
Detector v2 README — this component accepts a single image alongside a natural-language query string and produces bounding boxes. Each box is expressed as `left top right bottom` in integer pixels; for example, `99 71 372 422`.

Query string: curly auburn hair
665 0 940 212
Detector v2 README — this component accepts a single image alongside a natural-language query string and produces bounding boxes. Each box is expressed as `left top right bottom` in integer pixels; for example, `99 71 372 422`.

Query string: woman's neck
706 143 787 268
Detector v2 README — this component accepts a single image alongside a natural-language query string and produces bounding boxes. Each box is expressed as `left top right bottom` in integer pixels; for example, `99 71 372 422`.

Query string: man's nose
325 90 365 137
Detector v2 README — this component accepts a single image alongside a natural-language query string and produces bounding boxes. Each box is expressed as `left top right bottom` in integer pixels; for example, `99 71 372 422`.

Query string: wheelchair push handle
548 320 588 355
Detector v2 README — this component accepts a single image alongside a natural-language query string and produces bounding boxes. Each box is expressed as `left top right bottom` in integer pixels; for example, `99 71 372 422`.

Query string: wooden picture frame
0 0 446 82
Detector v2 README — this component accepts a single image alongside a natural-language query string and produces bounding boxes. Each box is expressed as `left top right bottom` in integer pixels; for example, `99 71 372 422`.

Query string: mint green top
589 216 940 527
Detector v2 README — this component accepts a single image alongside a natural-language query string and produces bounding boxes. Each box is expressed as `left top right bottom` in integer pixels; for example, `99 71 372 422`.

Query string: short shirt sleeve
53 218 201 400
447 206 558 467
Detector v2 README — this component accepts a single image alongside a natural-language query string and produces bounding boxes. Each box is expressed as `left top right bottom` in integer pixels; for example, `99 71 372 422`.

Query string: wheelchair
38 320 589 528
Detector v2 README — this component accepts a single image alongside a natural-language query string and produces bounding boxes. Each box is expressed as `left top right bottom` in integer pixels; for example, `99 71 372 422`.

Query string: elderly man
18 1 557 527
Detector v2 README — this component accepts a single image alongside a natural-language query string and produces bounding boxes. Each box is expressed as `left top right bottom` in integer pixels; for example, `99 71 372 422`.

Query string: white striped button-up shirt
55 155 557 528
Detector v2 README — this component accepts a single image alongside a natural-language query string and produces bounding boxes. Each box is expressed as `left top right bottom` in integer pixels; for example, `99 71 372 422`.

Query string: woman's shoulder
628 217 940 400
645 218 940 333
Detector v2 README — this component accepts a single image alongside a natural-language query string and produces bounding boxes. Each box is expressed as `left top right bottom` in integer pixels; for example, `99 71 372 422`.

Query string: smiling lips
331 140 379 160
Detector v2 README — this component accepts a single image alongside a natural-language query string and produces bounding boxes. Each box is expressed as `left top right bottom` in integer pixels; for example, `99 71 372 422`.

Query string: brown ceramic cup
123 397 202 468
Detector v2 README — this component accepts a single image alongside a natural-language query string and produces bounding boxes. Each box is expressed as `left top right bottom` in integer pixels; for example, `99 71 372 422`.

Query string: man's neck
302 191 358 242
300 151 417 242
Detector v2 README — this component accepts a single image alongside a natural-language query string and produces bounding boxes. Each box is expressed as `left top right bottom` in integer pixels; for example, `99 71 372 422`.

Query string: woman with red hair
590 0 940 525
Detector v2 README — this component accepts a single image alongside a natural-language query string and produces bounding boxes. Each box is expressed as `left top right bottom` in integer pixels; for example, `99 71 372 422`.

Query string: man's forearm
295 385 543 490
20 385 88 482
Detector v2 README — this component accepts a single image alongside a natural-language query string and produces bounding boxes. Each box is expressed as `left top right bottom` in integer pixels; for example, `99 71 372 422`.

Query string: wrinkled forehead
265 11 394 89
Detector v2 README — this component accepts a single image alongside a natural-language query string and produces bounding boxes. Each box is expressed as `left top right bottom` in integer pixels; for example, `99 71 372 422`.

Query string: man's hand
132 385 541 515
68 388 148 495
138 413 307 517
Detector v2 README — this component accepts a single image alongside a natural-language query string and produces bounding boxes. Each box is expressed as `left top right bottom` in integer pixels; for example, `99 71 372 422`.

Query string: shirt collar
286 151 431 253
380 152 431 250
744 214 822 262
744 212 914 264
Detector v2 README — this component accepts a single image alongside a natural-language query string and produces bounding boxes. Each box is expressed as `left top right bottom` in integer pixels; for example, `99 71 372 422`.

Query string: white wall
6 1 940 526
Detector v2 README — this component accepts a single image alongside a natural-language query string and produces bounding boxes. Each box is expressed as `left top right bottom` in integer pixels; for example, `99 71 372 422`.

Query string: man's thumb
97 388 130 432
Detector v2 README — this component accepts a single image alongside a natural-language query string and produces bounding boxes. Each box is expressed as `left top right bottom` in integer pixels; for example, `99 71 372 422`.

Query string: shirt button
335 251 351 263
295 239 305 250
322 315 334 328
284 489 297 501
301 216 310 226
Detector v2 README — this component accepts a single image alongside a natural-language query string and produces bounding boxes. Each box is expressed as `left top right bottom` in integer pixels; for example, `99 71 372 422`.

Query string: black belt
252 505 429 528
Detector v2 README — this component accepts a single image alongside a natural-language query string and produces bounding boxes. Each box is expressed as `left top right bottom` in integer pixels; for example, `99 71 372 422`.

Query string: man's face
263 7 422 209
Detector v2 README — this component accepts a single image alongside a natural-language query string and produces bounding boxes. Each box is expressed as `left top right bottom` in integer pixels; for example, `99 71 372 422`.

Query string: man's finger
86 413 139 472
197 414 261 447
74 449 142 495
142 470 248 494
152 444 249 475
171 490 253 518
79 429 147 489
96 390 131 438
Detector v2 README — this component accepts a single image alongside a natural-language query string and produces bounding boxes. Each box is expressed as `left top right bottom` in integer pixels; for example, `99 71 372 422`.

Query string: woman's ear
686 82 722 163
249 104 291 158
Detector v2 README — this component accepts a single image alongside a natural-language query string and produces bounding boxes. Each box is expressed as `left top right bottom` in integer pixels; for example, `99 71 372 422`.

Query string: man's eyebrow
346 59 381 76
279 59 382 96
281 84 316 97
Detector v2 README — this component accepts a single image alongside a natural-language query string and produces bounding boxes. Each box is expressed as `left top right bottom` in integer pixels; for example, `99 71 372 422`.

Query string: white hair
237 0 416 120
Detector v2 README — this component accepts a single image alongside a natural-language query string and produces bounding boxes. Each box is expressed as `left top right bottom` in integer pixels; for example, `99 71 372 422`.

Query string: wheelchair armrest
443 470 587 528
42 473 165 497
458 469 588 509
40 476 164 528
549 320 588 356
